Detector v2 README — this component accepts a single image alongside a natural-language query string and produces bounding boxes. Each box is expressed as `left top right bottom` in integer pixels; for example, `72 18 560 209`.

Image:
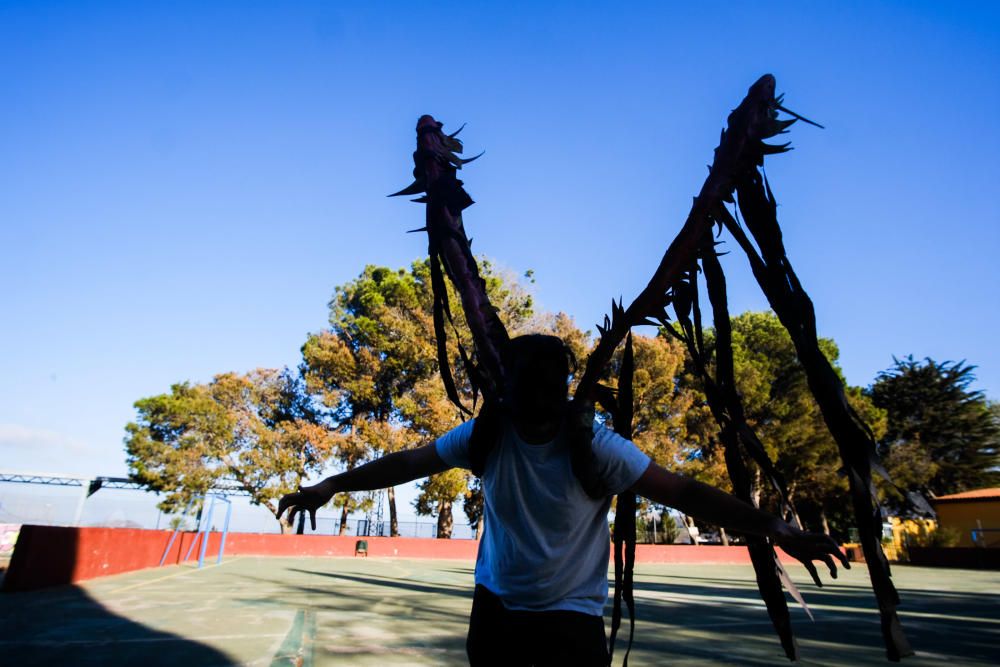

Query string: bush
635 514 682 544
908 525 962 548
621 513 684 544
660 514 681 544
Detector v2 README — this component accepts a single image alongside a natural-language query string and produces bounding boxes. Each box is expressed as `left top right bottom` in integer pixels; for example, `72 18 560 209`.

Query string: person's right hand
276 480 334 531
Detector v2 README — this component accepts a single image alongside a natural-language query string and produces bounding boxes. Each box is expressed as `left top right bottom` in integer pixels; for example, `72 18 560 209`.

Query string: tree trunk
788 504 804 531
278 517 292 535
786 485 803 529
684 514 699 545
339 501 349 535
751 468 762 507
388 486 399 537
476 512 485 540
720 526 730 547
437 500 454 539
820 508 831 536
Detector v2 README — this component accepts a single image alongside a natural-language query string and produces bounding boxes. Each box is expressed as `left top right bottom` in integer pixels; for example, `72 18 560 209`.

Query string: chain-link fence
303 516 475 539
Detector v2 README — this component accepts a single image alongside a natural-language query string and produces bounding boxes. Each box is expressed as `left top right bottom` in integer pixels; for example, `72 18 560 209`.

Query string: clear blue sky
2 2 998 521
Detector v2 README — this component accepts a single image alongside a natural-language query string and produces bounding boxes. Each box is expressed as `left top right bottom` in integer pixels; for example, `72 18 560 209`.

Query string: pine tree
870 357 1000 507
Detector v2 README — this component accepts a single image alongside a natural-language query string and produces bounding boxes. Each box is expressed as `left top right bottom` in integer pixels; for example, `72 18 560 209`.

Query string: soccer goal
159 494 233 568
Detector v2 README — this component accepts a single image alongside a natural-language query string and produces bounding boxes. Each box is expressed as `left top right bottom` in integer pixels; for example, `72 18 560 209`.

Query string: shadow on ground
2 557 997 666
621 565 999 665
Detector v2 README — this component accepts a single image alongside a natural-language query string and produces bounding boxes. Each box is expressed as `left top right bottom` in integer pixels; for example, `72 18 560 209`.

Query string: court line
105 557 241 594
639 590 1000 625
255 612 298 667
268 608 315 667
0 633 285 647
322 646 457 656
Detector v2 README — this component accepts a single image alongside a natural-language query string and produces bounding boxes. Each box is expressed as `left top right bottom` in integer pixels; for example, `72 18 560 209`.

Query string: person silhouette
277 334 847 666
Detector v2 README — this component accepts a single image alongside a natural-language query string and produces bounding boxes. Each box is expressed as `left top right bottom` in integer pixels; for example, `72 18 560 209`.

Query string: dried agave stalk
599 334 637 666
716 170 914 660
664 243 807 661
582 74 910 660
390 115 508 409
575 75 795 401
579 74 813 662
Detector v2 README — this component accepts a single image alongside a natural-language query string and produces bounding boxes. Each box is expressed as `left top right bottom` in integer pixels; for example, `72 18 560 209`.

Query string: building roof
932 488 1000 503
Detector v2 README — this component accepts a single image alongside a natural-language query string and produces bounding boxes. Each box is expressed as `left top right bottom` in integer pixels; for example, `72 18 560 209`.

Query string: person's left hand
772 520 850 587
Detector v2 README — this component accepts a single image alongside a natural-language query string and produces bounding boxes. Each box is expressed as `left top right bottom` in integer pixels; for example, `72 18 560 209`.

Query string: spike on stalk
761 142 792 155
389 180 426 197
459 151 485 165
775 104 825 129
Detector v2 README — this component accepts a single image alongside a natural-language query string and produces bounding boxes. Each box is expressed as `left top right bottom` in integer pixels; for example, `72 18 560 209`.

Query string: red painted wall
633 544 792 564
2 525 790 592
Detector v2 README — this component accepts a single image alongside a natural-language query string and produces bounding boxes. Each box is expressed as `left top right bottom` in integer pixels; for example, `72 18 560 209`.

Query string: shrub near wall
0 524 19 560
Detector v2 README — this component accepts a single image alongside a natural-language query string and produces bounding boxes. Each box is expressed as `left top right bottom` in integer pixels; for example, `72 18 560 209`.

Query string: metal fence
302 516 476 540
0 477 477 539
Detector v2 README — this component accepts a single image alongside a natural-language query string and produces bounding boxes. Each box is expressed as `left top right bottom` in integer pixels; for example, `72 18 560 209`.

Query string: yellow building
931 488 1000 548
883 516 936 561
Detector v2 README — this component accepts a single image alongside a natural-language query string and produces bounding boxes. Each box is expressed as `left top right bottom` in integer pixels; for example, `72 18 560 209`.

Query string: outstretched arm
276 443 451 530
631 461 849 586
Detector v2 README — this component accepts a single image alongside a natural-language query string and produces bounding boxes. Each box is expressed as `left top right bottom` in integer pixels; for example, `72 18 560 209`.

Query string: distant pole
374 489 385 537
197 497 216 568
217 498 232 564
72 479 91 526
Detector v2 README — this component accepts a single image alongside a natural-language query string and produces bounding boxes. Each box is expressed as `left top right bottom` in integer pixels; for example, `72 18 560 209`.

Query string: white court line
105 557 241 594
639 590 1000 625
323 646 457 656
250 610 299 667
0 633 285 647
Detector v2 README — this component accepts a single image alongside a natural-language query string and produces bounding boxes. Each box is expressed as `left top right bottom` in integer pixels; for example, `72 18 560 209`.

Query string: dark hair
500 334 576 380
468 334 607 498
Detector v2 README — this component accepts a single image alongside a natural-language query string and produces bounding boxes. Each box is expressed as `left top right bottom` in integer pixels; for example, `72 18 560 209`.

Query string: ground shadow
0 526 235 666
625 571 1000 664
288 567 473 599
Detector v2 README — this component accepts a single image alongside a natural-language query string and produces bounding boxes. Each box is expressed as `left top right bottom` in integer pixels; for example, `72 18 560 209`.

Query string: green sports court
1 557 996 666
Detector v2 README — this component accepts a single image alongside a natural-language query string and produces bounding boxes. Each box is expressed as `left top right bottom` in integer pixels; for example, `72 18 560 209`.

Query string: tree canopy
869 356 1000 511
125 257 996 542
656 311 885 538
300 259 559 537
125 368 335 531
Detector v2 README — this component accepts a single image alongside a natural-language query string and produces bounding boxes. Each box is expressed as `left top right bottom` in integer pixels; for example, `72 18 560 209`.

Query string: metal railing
971 528 1000 548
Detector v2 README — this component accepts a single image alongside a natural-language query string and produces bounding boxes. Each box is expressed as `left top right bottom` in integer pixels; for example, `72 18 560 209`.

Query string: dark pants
466 584 609 667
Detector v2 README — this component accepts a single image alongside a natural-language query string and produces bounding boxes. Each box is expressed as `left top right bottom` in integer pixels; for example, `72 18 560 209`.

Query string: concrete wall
3 525 790 592
907 546 1000 569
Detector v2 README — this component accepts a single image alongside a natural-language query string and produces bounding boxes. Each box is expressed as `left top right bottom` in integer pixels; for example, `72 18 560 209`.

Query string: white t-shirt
435 418 651 616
